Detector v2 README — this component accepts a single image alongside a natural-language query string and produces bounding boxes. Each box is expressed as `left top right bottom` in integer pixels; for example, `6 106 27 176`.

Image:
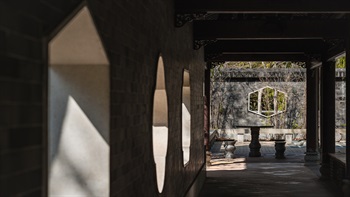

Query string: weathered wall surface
95 0 205 196
335 81 346 128
211 81 306 129
0 0 205 196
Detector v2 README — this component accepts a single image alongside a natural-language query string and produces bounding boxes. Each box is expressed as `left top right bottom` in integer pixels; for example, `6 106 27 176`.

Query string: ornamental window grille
248 86 287 118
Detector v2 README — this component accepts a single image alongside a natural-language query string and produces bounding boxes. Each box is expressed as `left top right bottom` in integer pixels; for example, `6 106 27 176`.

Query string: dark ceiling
175 0 350 63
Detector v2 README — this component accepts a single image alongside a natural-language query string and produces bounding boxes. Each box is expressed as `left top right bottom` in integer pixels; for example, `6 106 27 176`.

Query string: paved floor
199 141 344 197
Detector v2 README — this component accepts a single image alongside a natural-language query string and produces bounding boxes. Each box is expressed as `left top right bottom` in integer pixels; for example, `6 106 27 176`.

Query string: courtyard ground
199 141 345 197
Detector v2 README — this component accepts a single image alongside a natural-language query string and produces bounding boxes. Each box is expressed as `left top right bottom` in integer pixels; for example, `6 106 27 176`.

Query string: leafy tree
336 56 346 68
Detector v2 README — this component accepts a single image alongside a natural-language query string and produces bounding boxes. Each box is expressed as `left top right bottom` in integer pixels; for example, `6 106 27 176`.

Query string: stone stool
275 140 286 159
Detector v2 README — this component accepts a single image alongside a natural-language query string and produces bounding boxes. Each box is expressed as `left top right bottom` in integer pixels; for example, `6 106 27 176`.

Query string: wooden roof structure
175 0 349 62
176 0 350 184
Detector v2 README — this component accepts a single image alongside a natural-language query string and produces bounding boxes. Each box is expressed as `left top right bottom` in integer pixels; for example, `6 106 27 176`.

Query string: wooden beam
194 20 349 40
176 0 350 13
207 54 308 62
326 42 345 61
205 40 326 54
345 39 350 179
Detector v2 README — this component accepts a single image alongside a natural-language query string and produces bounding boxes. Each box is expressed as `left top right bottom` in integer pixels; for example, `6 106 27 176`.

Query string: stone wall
211 68 347 130
335 81 346 128
211 81 306 129
0 0 206 196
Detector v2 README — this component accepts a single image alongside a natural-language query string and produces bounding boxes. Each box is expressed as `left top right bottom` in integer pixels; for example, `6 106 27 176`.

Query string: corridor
199 142 343 197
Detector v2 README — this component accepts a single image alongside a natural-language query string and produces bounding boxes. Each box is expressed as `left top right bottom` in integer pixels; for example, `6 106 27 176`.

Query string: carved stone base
249 128 261 157
249 142 261 157
275 141 286 159
304 152 320 165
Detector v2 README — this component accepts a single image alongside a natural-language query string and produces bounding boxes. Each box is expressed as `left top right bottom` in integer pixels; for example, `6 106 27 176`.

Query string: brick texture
0 1 83 196
0 0 205 196
88 0 205 196
0 2 44 196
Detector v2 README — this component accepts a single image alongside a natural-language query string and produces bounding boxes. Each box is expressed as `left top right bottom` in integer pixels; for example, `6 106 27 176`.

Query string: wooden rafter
194 20 350 40
207 54 308 62
205 40 327 54
176 0 350 14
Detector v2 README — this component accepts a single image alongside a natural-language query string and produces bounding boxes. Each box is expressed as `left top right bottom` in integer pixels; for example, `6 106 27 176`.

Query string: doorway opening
48 6 110 196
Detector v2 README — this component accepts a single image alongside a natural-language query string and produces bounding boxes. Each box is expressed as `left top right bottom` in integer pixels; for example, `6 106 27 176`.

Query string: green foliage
261 88 274 111
218 103 224 114
291 120 300 129
277 92 286 111
249 92 259 111
223 61 305 69
336 56 346 68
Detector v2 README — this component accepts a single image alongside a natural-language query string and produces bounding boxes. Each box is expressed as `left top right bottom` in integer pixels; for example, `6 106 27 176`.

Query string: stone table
235 125 274 157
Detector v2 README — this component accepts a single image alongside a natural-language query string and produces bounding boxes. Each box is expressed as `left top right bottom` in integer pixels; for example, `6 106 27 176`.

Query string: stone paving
211 141 307 163
199 141 345 197
211 141 346 161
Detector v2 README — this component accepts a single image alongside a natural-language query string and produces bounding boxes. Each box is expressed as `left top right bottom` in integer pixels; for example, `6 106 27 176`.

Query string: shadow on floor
199 142 343 197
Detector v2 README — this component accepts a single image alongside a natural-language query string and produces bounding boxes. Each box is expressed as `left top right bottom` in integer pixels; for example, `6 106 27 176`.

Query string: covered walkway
2 0 350 196
200 142 343 197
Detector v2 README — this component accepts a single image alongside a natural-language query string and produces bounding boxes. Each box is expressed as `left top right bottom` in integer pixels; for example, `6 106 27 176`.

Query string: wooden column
346 39 350 179
343 38 350 195
319 60 336 178
305 60 319 163
204 65 211 151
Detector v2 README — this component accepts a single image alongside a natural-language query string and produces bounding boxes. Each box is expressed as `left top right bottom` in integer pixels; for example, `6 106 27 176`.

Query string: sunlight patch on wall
50 96 109 196
48 5 110 197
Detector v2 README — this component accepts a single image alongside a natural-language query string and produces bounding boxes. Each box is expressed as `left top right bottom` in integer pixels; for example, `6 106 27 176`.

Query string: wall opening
248 86 287 118
152 55 168 193
48 6 110 196
182 70 191 165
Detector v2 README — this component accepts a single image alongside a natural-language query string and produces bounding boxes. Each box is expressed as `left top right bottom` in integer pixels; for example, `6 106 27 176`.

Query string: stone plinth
275 141 286 159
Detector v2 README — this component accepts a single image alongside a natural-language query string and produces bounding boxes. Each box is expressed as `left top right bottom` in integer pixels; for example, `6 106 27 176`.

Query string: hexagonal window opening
248 86 287 118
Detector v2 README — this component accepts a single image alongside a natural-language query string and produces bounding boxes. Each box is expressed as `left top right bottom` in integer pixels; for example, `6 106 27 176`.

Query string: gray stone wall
0 1 206 196
211 81 306 129
211 68 347 130
335 81 346 128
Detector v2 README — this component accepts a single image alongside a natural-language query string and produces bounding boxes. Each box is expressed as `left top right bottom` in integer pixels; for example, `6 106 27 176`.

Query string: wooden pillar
343 38 350 195
319 60 336 178
204 65 211 151
305 59 319 163
346 39 350 179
